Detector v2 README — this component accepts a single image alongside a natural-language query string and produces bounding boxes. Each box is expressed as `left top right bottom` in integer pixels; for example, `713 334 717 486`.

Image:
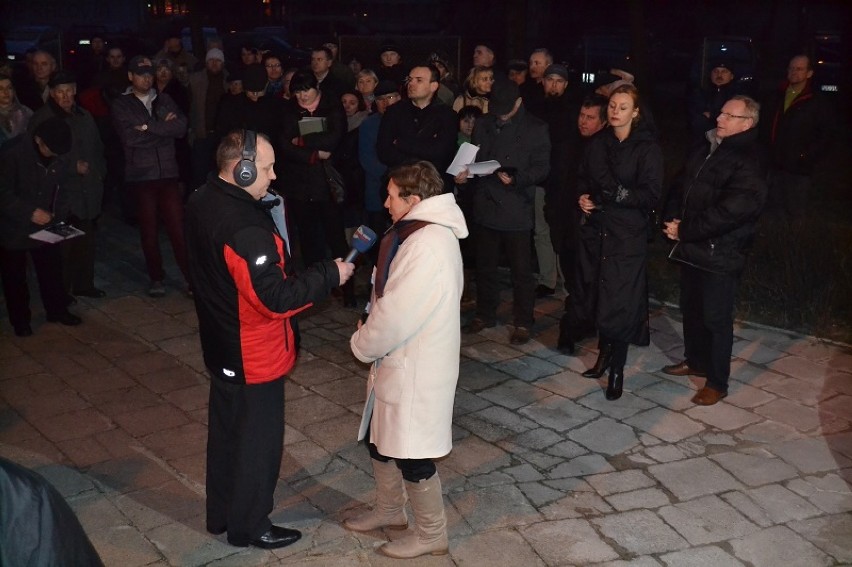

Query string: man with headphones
185 130 355 549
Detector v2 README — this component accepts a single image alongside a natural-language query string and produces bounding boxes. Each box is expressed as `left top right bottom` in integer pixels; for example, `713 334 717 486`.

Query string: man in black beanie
0 117 82 336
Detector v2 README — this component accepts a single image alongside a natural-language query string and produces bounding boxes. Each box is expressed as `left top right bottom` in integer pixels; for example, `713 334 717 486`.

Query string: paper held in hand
446 142 502 177
298 117 327 136
30 222 85 244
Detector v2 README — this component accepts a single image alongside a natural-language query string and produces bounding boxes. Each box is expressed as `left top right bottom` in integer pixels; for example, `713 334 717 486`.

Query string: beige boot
378 473 448 558
344 459 408 532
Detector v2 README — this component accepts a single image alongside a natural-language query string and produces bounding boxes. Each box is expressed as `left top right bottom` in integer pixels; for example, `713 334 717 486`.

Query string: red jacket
185 175 340 384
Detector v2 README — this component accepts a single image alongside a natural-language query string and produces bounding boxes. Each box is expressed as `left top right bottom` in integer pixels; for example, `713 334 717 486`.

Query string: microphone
344 225 378 263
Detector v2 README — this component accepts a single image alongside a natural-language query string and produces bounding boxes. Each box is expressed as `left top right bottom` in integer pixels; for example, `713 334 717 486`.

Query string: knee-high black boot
606 366 624 400
582 342 612 378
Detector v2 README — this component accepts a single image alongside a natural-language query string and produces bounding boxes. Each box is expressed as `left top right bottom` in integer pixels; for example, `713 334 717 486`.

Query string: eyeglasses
718 112 752 120
265 63 282 69
376 94 399 101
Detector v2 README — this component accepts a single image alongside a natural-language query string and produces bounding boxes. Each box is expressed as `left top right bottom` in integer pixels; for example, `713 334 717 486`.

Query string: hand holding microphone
335 225 379 285
344 225 378 262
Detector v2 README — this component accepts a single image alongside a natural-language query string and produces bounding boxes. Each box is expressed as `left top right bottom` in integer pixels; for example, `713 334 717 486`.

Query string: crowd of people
0 28 837 558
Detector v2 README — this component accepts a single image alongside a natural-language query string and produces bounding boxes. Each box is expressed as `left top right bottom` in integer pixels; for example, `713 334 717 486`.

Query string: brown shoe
662 361 706 377
691 387 727 406
463 317 494 334
510 326 530 345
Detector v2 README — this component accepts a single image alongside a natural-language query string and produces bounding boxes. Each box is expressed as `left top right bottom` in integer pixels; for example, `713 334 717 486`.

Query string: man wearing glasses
661 96 767 406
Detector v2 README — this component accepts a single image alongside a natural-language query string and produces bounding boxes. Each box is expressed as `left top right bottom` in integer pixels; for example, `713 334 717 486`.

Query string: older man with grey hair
662 95 767 406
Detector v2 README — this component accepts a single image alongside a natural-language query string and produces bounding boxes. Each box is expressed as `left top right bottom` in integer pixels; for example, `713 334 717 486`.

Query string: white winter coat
351 193 468 459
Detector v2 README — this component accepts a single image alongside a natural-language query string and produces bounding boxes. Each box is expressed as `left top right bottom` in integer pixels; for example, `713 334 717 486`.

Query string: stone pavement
1 211 851 566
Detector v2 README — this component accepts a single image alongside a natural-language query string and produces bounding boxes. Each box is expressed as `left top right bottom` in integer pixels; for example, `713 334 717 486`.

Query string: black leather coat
577 123 663 345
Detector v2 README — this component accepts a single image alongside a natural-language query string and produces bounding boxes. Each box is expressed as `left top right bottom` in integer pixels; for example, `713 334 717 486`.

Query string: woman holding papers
576 84 663 400
278 71 353 302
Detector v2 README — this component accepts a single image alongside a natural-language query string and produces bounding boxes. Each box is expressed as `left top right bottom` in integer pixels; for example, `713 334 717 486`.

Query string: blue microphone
344 225 378 262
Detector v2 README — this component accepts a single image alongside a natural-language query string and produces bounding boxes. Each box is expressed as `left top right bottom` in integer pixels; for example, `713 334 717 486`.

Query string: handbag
322 161 346 204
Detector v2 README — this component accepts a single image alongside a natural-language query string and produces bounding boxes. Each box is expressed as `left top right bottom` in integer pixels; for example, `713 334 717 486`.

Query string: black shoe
207 524 226 536
14 325 33 337
582 344 612 378
605 367 624 400
46 312 82 326
228 525 302 549
535 284 555 298
73 288 106 298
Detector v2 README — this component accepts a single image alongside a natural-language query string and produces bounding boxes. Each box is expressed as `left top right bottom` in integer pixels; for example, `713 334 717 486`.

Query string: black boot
582 343 612 378
557 315 575 355
605 367 624 400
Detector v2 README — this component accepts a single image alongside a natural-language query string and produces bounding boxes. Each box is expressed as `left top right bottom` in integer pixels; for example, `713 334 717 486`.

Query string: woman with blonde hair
452 65 494 113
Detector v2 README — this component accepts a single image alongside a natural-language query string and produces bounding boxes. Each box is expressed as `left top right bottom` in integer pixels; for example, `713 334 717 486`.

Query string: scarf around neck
374 218 432 298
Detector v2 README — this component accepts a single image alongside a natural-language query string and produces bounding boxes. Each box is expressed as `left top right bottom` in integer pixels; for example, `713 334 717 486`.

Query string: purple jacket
111 89 187 182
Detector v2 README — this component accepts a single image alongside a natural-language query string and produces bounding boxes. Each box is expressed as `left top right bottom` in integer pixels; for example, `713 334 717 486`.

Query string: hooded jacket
351 193 468 459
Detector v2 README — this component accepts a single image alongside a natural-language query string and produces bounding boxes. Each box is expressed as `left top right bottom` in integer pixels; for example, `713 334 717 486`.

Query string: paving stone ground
1 212 851 566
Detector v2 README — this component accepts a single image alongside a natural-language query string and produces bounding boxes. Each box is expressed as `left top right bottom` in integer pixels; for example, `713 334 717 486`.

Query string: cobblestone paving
1 212 851 566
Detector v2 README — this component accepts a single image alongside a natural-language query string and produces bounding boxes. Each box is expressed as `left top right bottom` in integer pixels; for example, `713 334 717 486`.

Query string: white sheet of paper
29 222 86 244
467 160 502 176
446 142 480 176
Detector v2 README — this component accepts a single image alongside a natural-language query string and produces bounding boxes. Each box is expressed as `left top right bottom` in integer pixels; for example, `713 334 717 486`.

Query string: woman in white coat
346 161 468 558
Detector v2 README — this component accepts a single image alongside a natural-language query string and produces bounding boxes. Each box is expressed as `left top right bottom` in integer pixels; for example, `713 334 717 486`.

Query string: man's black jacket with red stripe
185 174 340 384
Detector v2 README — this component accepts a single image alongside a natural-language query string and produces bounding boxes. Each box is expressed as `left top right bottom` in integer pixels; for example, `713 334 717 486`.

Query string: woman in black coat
278 71 352 300
576 84 663 400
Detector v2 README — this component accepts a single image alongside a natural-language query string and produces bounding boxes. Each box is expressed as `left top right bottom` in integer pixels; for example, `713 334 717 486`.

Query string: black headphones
233 130 257 187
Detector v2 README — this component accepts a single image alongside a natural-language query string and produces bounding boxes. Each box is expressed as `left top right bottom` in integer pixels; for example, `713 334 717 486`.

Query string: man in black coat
536 63 576 297
457 81 550 345
376 64 457 181
662 95 767 406
765 54 832 219
554 94 608 354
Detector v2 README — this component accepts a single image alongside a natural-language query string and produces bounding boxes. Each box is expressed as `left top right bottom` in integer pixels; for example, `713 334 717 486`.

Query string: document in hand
298 117 327 136
446 141 501 177
30 222 85 244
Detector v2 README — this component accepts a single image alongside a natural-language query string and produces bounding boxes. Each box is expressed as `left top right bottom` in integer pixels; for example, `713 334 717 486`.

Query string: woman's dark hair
289 70 318 93
341 89 367 111
457 105 483 122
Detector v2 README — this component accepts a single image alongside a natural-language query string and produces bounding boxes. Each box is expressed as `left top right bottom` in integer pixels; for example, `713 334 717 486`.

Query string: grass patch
648 214 852 344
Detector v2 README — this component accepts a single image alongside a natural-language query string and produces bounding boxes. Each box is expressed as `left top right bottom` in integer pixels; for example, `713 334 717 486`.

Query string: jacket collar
206 172 272 210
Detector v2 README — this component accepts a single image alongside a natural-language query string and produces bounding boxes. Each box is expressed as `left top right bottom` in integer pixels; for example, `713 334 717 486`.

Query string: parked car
223 29 309 69
4 25 62 64
181 26 219 54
